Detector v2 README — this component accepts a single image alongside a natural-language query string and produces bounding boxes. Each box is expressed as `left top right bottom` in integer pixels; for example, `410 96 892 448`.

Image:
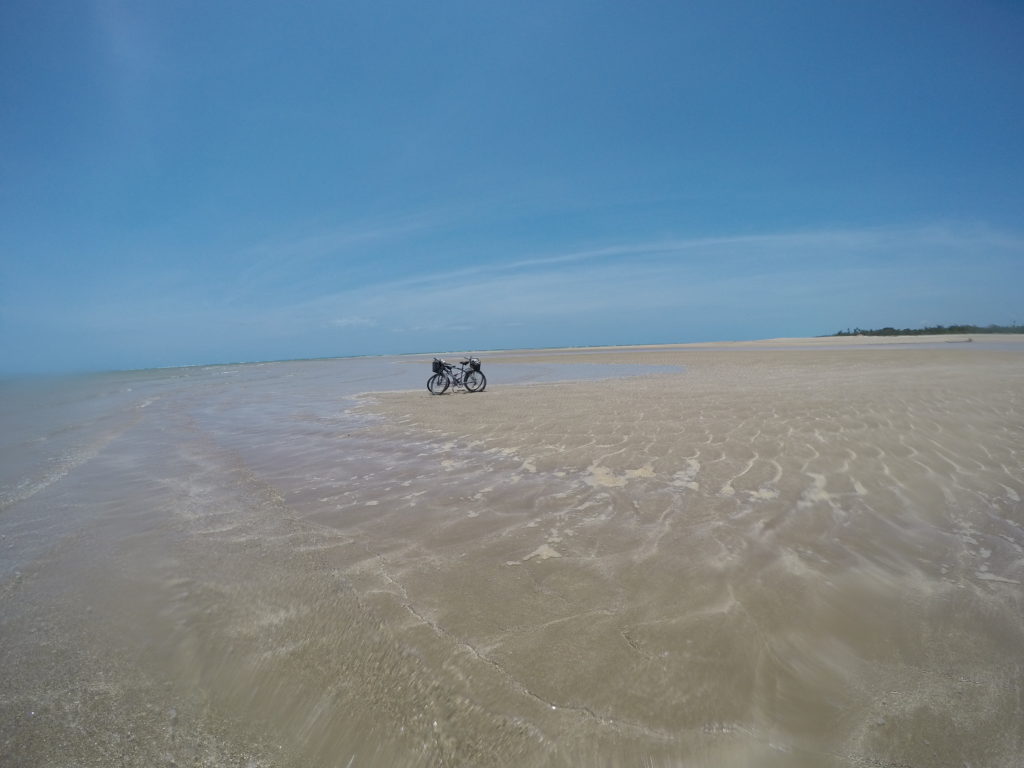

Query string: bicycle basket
432 358 443 374
469 358 481 371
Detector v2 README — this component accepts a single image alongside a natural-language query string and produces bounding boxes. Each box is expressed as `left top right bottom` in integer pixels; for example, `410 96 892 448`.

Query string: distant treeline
832 324 1020 337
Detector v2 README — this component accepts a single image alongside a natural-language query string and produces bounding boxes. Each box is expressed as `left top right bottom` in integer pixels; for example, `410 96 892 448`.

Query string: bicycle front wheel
464 370 486 392
427 373 449 395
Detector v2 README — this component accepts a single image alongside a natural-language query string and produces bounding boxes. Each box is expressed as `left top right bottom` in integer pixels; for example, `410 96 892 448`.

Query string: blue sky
2 1 1023 373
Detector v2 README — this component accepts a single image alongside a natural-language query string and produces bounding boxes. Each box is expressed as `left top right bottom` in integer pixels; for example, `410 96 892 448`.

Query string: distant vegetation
832 323 1021 337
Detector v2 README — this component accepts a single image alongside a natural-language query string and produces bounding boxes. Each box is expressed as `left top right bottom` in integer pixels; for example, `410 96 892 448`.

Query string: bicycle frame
444 360 471 388
428 357 486 395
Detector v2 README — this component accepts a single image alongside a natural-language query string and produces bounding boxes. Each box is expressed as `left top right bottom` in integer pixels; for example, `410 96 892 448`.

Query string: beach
2 337 1023 766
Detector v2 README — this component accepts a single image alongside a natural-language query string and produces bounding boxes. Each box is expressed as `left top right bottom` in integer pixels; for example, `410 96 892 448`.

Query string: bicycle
427 357 487 395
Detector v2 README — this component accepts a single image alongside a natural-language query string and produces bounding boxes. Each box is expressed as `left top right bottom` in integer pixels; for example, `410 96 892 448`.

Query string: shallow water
1 349 1022 767
0 355 679 766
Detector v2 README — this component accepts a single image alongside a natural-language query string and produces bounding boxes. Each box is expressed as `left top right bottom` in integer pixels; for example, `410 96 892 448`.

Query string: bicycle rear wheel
464 370 486 392
427 373 449 395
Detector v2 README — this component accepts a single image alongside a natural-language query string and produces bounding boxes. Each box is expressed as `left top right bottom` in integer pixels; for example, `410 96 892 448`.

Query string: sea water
1 354 687 766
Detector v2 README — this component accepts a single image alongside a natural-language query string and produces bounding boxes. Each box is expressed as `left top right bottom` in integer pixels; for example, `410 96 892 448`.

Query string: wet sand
2 338 1023 766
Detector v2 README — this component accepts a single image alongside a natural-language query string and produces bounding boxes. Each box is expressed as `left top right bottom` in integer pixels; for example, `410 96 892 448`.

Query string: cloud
6 221 1020 372
283 223 1024 334
331 316 377 328
57 224 1024 341
212 208 473 308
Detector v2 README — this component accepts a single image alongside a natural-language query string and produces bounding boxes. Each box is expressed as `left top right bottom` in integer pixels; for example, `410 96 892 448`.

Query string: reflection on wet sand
2 341 1023 766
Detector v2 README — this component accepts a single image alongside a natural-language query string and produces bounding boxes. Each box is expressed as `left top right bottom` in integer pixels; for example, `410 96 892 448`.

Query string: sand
356 338 1024 766
2 337 1023 767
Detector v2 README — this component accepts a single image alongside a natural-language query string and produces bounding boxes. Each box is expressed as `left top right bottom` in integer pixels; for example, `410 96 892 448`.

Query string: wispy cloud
331 316 377 328
283 223 1024 332
9 222 1018 371
226 210 458 303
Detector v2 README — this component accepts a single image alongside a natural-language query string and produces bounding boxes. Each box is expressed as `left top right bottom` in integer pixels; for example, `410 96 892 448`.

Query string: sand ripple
3 345 1022 767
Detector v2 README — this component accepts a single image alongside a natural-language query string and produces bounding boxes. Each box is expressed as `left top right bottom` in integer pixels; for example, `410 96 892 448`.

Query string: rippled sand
2 339 1023 766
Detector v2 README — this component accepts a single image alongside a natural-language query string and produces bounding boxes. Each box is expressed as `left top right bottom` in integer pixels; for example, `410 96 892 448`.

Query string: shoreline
475 332 1024 354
